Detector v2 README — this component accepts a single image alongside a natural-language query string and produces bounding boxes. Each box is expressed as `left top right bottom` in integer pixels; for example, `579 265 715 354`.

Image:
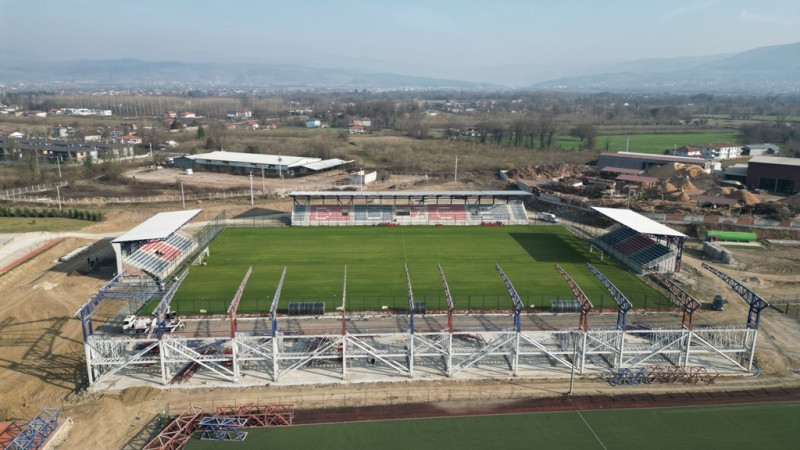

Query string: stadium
76 190 764 394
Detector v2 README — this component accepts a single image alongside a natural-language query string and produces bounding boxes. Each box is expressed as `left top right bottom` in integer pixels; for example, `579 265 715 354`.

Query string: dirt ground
0 199 799 449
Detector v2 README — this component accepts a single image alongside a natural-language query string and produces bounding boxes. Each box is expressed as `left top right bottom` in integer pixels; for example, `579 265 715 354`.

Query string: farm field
186 402 800 450
558 130 741 154
168 226 671 314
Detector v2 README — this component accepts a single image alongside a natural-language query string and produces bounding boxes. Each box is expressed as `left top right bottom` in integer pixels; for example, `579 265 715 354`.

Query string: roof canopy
189 150 320 168
289 190 532 199
616 174 660 183
300 158 351 171
592 207 686 237
112 209 201 243
748 156 800 167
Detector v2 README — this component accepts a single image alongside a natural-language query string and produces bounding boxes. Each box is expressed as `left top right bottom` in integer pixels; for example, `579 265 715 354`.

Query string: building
171 150 349 177
179 112 196 119
353 117 371 128
597 152 710 172
164 111 177 118
227 110 252 120
76 130 102 142
349 125 364 134
673 145 701 157
305 119 321 128
349 170 377 185
742 143 780 156
700 142 742 160
723 164 749 183
746 156 800 194
117 135 142 145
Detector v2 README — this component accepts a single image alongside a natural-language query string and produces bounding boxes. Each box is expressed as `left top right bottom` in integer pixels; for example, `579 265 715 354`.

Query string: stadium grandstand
589 207 687 274
111 209 224 281
289 190 532 226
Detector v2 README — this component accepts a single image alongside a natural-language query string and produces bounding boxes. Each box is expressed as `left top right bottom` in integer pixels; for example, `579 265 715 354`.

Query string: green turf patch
165 226 670 314
185 402 800 450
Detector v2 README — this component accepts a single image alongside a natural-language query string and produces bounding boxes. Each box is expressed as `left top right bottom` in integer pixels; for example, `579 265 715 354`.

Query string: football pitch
186 402 800 450
168 226 671 314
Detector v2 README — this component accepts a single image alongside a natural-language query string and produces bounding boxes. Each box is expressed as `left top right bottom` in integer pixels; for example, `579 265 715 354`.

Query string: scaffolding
6 409 60 450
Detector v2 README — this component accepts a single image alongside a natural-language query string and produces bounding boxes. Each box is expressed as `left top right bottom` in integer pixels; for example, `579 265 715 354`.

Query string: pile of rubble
506 164 589 181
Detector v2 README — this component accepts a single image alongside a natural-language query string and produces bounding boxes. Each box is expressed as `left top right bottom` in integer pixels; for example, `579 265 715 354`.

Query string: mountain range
1 41 799 93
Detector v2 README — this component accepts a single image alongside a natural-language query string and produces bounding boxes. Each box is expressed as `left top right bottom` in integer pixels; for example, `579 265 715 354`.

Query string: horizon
3 0 800 86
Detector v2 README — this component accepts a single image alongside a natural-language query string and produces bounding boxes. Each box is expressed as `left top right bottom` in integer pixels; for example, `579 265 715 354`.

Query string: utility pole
56 156 62 178
261 167 265 195
278 154 283 179
180 181 185 209
454 155 458 183
56 185 62 211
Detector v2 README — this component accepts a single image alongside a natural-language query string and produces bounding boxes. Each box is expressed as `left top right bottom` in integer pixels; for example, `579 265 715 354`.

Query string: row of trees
0 206 103 221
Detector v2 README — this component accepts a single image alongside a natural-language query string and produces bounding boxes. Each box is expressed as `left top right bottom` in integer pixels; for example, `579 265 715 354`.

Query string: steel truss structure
6 409 60 450
143 405 204 450
83 265 761 390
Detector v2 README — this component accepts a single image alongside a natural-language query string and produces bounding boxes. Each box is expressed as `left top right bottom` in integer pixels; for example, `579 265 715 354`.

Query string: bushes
0 206 103 222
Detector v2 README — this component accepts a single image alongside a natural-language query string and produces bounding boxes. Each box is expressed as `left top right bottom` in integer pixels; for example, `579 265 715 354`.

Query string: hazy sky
3 0 800 83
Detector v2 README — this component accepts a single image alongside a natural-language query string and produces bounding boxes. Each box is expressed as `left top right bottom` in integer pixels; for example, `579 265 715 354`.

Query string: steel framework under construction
78 261 766 390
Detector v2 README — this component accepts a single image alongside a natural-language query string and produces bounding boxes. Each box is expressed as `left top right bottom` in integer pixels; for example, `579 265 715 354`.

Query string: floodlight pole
341 265 347 380
404 264 415 377
180 182 185 209
261 167 265 195
249 172 254 206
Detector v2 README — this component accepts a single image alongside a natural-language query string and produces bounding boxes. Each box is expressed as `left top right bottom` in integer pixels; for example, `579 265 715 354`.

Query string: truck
122 315 154 334
537 212 558 223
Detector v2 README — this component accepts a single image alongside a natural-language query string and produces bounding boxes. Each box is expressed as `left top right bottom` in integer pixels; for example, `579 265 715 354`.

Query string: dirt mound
506 164 586 180
729 189 761 206
779 193 800 207
119 386 160 405
700 187 761 206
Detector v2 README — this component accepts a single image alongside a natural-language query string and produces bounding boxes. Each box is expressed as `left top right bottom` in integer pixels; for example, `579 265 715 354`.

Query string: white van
537 212 558 223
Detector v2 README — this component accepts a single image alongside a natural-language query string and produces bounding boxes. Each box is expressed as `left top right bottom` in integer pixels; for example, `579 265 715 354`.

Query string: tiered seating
428 205 467 222
124 248 171 276
309 206 351 223
140 240 181 261
292 205 309 223
631 244 672 266
353 205 393 223
509 203 528 222
598 227 637 247
615 235 656 255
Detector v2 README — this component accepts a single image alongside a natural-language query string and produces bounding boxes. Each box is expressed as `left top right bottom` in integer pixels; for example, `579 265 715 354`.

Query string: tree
196 125 205 139
569 124 598 150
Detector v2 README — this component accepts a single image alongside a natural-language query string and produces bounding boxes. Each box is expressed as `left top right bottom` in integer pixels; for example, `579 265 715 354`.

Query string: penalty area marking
576 410 607 450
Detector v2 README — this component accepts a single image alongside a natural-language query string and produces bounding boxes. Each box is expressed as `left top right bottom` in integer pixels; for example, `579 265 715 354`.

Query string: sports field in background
186 402 800 450
167 226 671 314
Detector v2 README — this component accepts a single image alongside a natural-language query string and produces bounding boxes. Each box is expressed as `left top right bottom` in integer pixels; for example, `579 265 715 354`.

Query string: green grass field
558 130 741 154
0 217 92 232
167 226 671 314
186 402 800 450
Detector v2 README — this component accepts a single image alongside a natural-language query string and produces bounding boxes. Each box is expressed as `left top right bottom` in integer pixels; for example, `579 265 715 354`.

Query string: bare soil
0 201 799 449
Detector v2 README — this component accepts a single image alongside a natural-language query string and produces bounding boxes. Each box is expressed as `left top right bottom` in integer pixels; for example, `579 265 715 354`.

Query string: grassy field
168 226 671 314
186 402 800 450
557 130 741 154
0 217 92 232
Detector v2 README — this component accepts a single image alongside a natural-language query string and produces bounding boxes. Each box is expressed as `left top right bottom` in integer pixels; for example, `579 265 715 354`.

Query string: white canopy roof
113 209 201 243
592 207 686 237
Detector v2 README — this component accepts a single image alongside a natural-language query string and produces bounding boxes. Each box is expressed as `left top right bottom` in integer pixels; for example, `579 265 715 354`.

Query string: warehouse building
746 156 800 194
170 150 350 176
597 152 710 172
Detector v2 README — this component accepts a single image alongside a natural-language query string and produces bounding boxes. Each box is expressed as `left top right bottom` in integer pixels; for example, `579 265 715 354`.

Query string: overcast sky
3 0 800 84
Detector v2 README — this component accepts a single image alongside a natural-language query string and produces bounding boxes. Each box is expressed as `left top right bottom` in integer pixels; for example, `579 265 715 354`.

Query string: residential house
164 110 177 118
227 110 253 120
353 117 372 128
76 130 102 142
117 135 142 145
8 131 25 139
673 145 701 157
305 119 321 128
349 125 364 134
28 110 47 118
700 142 742 160
179 112 196 119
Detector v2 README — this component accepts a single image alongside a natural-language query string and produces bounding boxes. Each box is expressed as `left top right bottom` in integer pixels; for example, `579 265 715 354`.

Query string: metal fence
172 292 672 316
0 181 68 200
770 294 800 319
